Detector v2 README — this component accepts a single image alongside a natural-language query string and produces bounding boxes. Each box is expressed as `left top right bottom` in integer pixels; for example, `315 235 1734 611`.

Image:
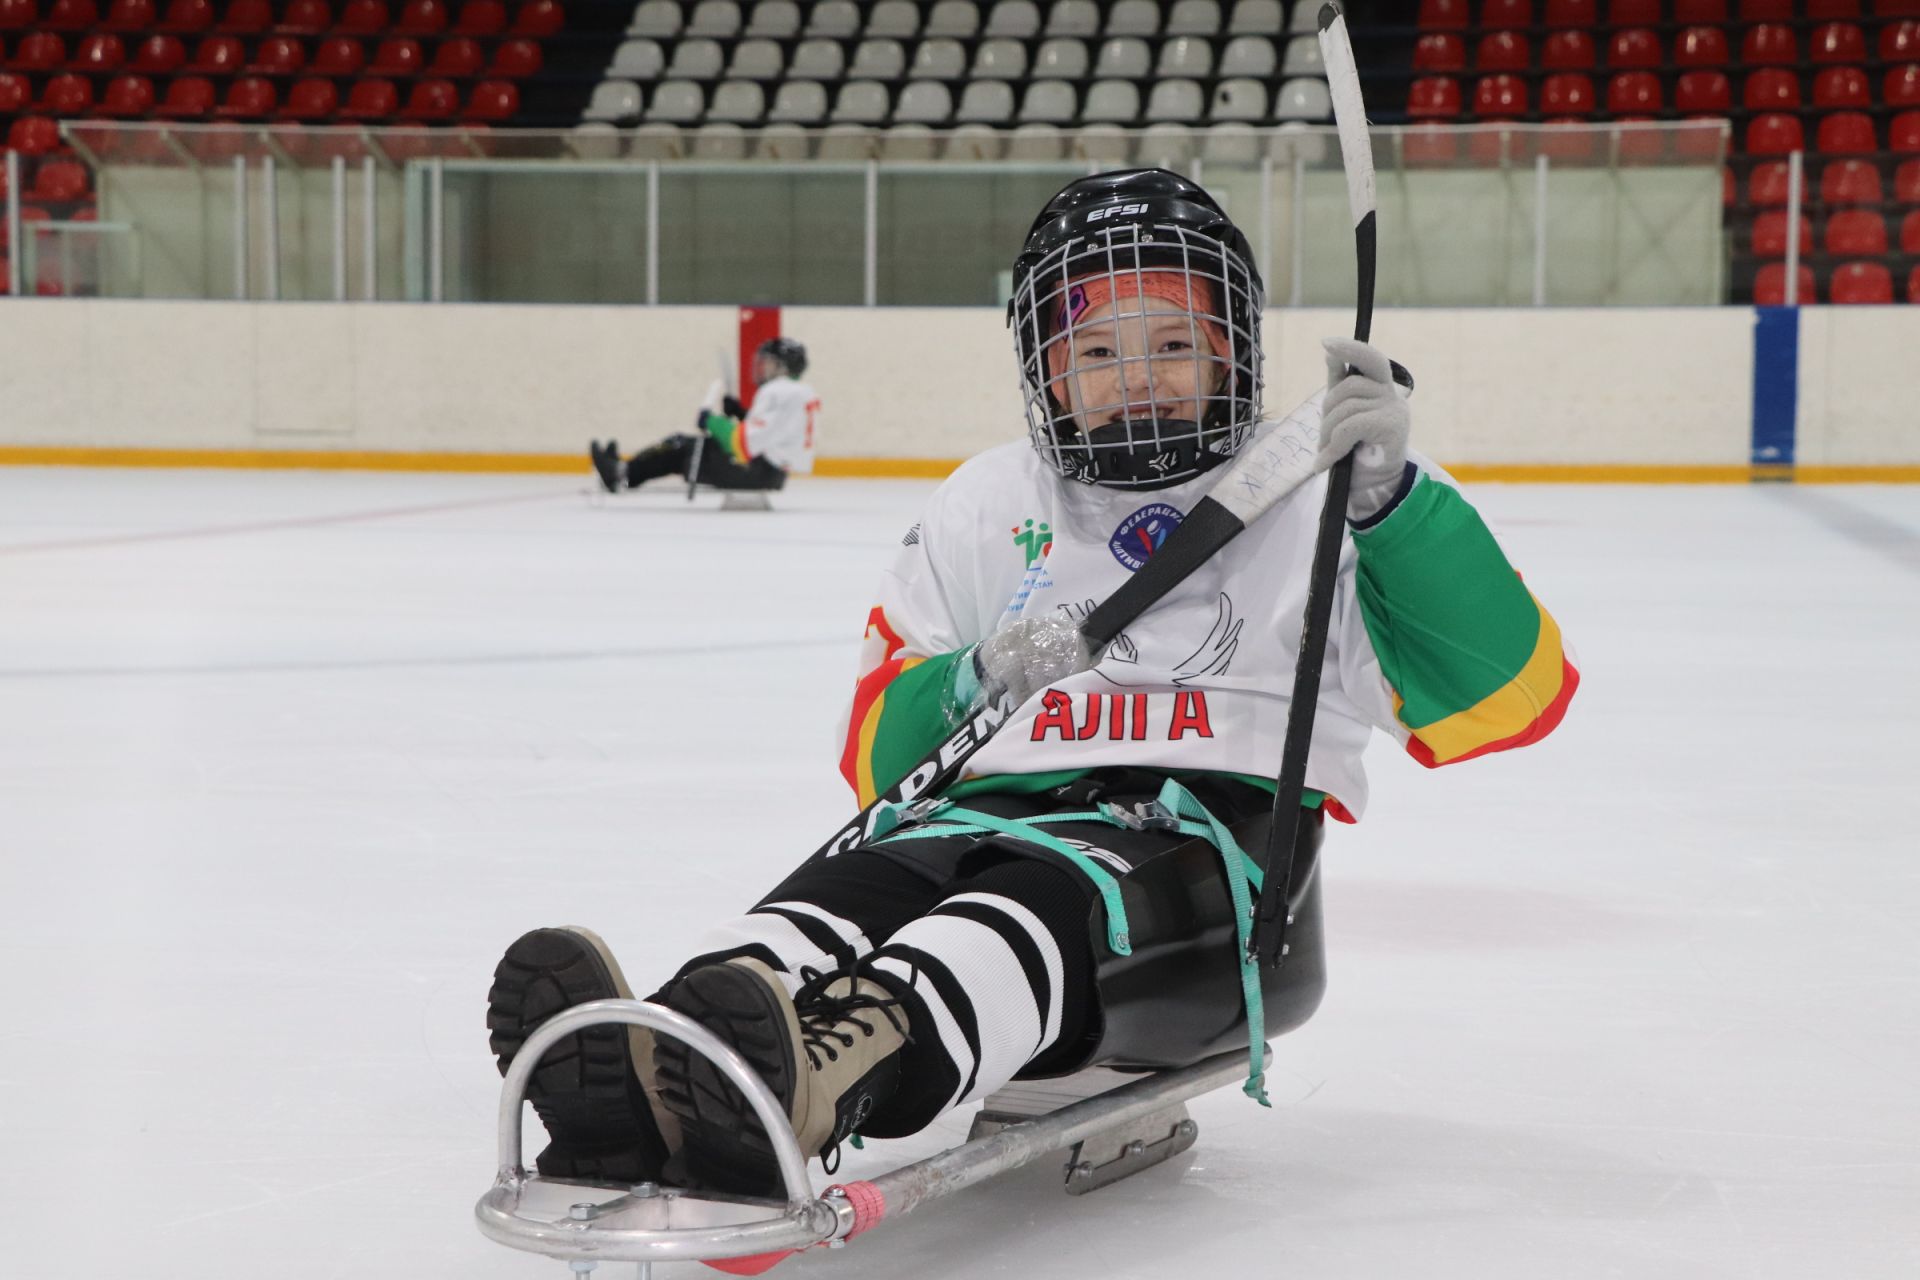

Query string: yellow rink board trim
1 446 1917 484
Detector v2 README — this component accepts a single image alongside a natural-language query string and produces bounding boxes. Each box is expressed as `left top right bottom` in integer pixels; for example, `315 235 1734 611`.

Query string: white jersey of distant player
859 403 1445 822
744 375 819 474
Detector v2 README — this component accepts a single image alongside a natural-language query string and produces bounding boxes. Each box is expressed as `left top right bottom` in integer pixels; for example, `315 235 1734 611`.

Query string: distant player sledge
479 9 1577 1274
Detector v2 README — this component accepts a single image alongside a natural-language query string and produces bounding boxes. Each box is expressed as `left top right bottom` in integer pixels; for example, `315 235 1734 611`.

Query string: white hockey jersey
743 376 819 473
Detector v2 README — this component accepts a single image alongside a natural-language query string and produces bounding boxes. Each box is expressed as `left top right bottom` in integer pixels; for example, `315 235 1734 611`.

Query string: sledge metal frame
477 998 1259 1273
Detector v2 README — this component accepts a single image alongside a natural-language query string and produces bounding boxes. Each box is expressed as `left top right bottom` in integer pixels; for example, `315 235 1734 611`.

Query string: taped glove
1318 336 1415 525
721 394 748 420
954 614 1090 714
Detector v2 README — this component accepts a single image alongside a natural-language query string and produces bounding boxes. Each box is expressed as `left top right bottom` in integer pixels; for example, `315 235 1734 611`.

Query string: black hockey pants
625 433 787 491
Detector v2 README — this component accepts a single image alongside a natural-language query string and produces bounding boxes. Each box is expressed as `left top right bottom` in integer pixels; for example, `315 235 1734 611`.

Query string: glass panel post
1288 153 1305 308
428 155 445 303
646 160 659 306
864 158 877 307
1532 152 1549 307
362 153 377 300
262 153 280 301
4 150 19 296
331 155 347 301
1258 154 1273 295
1783 149 1803 306
232 153 248 300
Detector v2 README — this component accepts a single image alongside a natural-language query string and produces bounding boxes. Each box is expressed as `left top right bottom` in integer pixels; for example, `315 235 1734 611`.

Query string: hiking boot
656 959 908 1197
486 926 679 1183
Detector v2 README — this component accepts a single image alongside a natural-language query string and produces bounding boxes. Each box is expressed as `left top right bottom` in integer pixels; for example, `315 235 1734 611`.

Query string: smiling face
1049 291 1231 436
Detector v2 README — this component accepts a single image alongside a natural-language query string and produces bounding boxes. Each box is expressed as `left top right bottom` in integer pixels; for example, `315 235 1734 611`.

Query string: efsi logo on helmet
1109 503 1185 572
1087 202 1149 223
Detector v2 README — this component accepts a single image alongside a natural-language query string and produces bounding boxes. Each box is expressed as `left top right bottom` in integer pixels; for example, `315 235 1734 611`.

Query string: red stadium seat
1744 68 1800 110
1816 111 1875 153
1822 157 1882 204
1476 31 1529 72
1901 209 1920 252
44 0 97 30
1608 71 1662 114
1473 73 1527 118
453 0 505 33
1809 0 1862 14
488 36 539 77
215 73 276 116
335 0 387 31
1414 33 1466 72
1829 261 1893 303
159 0 213 29
1608 0 1658 22
71 33 127 72
6 115 62 153
11 32 65 71
1740 0 1792 16
509 0 561 35
1896 111 1920 152
1810 22 1867 63
463 76 516 120
1541 30 1594 69
1896 159 1920 201
31 158 89 201
248 35 305 74
0 70 27 111
153 72 214 115
1824 209 1887 254
131 33 186 73
1741 24 1798 66
279 75 337 117
399 75 456 118
1813 66 1871 108
220 0 270 30
1746 112 1804 155
339 75 397 118
1483 0 1530 27
395 0 447 33
1674 0 1728 18
103 0 156 28
1674 26 1729 68
1541 71 1594 116
1408 76 1462 120
1543 0 1595 25
0 0 30 29
312 34 362 73
1608 28 1660 70
1676 70 1731 114
428 34 481 75
1881 0 1920 13
1418 0 1469 27
99 71 155 115
1752 209 1812 256
38 72 92 112
279 0 329 31
370 36 422 73
1754 263 1815 304
185 33 242 71
1883 21 1919 60
1886 65 1920 107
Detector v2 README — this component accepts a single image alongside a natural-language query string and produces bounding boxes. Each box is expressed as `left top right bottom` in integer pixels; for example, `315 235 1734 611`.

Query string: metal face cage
1011 221 1265 491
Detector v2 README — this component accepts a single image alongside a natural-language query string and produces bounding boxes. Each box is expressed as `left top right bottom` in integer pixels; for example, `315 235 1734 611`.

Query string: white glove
1318 336 1414 525
959 614 1090 712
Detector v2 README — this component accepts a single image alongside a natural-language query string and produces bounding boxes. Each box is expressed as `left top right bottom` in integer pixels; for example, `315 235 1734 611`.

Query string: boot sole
486 926 665 1183
656 964 799 1198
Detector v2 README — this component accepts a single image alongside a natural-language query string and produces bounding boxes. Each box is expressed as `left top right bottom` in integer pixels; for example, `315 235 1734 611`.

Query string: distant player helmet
1008 168 1265 491
756 336 808 379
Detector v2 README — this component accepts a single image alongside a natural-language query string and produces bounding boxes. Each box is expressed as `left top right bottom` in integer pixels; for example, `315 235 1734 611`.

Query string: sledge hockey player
491 170 1578 1198
589 336 819 494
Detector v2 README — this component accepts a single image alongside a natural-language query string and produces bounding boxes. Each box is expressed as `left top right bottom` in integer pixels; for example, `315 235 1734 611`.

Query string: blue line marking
1751 307 1799 469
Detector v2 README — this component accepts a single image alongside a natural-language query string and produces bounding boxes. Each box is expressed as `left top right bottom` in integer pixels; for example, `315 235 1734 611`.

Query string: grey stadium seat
816 123 874 160
1272 120 1328 162
956 79 1015 123
692 122 747 160
1145 79 1203 122
627 122 684 158
880 123 938 160
753 122 810 159
1044 0 1097 37
1018 79 1077 123
894 80 952 123
1082 79 1140 123
568 121 620 159
583 78 643 123
789 39 845 80
1157 35 1213 77
942 122 1002 158
1136 122 1196 166
1033 37 1087 79
1282 35 1323 76
1219 34 1274 78
1165 0 1221 35
727 37 783 78
1288 1 1319 31
971 37 1027 79
1202 121 1259 164
1229 0 1282 32
768 78 828 123
831 80 891 123
609 38 664 79
1105 0 1158 36
849 39 906 79
706 80 765 122
1094 36 1150 77
644 79 704 123
1073 124 1131 163
1007 122 1065 159
806 0 859 37
744 0 798 36
666 37 724 79
910 37 967 79
926 0 980 37
1274 76 1331 120
627 0 679 37
866 0 920 38
984 0 1039 37
1210 77 1267 122
685 0 740 37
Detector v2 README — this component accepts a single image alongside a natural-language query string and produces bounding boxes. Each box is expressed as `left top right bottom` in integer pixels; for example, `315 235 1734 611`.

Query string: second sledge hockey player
491 169 1578 1197
589 336 819 494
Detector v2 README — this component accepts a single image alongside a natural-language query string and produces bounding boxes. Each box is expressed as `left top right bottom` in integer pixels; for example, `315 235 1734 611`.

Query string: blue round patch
1109 503 1185 572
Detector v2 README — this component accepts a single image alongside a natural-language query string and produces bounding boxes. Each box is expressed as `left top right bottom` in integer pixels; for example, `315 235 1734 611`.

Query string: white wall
0 299 1909 469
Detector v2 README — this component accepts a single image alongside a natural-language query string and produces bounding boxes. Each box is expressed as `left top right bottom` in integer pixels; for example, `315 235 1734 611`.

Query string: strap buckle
1100 799 1180 832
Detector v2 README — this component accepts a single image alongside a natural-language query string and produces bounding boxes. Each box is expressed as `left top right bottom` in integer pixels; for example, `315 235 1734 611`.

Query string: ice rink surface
2 467 1916 1280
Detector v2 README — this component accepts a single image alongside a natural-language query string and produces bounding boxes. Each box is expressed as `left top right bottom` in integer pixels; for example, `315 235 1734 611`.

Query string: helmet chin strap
1052 418 1233 491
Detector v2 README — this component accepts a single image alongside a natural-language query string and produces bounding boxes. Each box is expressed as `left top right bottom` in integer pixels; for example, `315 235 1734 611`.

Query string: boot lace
790 963 911 1071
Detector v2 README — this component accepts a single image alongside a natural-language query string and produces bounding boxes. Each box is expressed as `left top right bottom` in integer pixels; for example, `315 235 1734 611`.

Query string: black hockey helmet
1008 168 1265 491
756 336 807 379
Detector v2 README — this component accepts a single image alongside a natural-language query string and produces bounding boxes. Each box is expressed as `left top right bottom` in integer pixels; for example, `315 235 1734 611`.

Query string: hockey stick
688 349 734 502
1249 1 1377 970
